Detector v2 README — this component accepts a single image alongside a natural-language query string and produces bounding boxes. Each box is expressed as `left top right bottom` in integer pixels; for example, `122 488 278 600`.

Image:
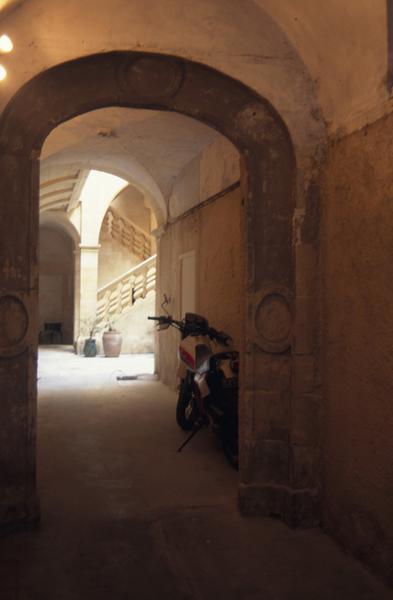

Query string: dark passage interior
0 3 393 597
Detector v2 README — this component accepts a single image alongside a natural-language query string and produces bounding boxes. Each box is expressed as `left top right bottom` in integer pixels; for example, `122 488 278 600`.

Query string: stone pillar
152 228 166 377
0 154 40 530
238 147 321 527
77 244 100 344
73 248 81 345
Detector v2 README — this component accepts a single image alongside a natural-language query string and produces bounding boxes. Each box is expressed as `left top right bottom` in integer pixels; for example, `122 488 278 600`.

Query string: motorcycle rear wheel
176 378 197 431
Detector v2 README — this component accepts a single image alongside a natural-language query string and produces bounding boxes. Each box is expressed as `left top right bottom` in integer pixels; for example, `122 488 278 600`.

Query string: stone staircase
96 254 157 329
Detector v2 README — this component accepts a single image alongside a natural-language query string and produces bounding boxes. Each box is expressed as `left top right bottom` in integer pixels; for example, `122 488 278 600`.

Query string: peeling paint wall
321 113 393 585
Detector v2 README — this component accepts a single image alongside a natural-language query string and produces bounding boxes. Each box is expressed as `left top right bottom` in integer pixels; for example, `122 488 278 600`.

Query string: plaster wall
158 184 243 388
39 227 74 343
321 113 393 584
260 1 388 135
168 136 240 220
97 235 140 289
112 186 151 234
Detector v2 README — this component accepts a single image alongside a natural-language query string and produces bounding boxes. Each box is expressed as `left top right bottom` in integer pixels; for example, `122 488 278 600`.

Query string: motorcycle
148 311 239 468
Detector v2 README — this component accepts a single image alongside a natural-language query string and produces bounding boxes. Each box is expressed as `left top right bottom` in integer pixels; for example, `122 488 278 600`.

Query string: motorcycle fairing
179 346 195 370
178 336 212 373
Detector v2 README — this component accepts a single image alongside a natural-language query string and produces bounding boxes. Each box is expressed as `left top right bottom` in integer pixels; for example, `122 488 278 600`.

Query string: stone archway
0 51 319 530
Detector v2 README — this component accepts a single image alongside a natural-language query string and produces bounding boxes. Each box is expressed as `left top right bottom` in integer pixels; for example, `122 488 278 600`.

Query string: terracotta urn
102 329 123 357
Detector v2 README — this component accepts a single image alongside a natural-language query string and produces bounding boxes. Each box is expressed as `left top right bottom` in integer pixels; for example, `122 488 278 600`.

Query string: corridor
0 348 390 600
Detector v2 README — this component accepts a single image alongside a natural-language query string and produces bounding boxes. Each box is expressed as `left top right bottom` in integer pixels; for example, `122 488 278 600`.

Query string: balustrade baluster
95 255 156 322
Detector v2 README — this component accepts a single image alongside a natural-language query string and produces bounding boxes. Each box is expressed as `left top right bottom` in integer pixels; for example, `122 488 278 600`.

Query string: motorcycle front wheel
176 378 198 431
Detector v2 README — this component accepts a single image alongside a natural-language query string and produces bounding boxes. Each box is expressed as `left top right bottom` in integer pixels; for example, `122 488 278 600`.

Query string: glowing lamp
0 34 13 53
0 64 7 81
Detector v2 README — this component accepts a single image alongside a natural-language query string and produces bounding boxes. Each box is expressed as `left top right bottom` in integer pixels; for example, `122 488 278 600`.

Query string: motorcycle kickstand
177 422 205 453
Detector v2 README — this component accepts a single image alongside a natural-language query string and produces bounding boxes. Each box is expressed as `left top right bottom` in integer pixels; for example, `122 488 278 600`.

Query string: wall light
0 34 13 53
0 64 7 80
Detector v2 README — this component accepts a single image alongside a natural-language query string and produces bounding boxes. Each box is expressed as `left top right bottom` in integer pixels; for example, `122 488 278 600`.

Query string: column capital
78 244 101 251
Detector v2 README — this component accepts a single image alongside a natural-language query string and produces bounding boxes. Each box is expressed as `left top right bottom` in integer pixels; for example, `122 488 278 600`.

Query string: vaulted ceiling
42 108 220 200
0 0 387 135
0 0 389 224
39 107 230 225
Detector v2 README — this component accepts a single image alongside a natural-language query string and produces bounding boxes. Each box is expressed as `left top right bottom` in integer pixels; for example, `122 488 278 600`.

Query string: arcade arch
0 51 320 531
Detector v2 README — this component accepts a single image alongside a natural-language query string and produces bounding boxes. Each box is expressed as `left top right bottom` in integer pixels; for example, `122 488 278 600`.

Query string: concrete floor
0 347 391 599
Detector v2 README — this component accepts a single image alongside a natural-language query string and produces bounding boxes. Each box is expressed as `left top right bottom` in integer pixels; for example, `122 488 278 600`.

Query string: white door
179 251 196 318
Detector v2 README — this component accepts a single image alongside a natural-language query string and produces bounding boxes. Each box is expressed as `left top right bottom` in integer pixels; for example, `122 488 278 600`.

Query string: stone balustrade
102 207 152 261
96 254 156 327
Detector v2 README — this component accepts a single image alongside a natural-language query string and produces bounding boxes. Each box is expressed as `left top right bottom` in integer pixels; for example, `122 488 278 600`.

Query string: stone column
73 248 81 345
238 148 320 527
76 244 100 351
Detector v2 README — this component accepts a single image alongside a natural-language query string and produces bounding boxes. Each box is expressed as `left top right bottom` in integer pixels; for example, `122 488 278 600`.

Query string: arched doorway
0 52 318 530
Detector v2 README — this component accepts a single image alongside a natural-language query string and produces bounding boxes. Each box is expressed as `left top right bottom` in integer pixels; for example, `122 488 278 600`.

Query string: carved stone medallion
120 56 184 100
0 294 29 354
251 288 292 353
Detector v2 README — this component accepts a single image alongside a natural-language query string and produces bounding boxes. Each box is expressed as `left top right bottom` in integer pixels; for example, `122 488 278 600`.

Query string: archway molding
0 51 320 530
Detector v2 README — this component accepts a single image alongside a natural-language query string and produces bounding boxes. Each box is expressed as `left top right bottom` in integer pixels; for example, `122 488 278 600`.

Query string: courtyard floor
0 346 391 599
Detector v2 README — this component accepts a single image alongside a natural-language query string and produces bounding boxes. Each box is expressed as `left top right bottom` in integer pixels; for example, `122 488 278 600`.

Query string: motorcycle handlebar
148 316 174 326
148 316 231 344
208 327 231 346
148 315 182 326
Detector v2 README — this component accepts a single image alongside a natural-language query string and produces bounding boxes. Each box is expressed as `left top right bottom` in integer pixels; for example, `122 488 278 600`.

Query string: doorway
0 51 314 531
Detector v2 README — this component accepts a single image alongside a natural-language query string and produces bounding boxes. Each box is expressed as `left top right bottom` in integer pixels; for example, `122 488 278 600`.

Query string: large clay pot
102 329 123 357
